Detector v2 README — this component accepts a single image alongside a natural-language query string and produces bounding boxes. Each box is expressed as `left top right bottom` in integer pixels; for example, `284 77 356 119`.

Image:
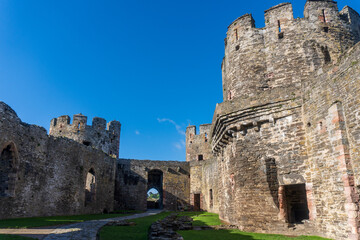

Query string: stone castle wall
222 0 360 101
302 43 360 239
49 114 121 158
0 102 192 219
185 124 212 162
115 159 190 211
188 1 360 240
0 102 117 219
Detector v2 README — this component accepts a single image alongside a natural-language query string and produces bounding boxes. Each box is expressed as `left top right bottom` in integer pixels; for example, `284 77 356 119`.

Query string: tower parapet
50 114 121 158
186 124 211 162
222 0 360 102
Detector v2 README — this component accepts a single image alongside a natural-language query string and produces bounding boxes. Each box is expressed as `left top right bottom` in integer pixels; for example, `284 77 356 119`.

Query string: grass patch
0 213 132 229
178 229 332 240
178 212 222 226
99 211 171 240
0 235 34 240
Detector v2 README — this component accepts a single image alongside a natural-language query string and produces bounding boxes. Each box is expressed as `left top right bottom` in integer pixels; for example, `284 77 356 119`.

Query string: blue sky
0 0 358 161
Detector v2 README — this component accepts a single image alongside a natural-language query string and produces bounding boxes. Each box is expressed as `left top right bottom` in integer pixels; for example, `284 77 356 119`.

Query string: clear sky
0 0 359 161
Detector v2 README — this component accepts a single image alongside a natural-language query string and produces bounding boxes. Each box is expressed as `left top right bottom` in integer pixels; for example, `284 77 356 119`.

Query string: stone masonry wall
0 102 116 219
50 114 121 158
212 96 309 234
302 42 360 240
222 0 359 101
115 159 190 211
186 124 212 162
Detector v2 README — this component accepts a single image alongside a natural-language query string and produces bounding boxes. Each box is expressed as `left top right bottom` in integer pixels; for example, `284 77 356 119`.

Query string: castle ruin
1 0 360 239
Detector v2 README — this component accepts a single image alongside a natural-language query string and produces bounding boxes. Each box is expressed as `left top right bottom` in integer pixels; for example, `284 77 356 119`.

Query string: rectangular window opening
322 9 326 23
278 32 284 39
198 155 203 161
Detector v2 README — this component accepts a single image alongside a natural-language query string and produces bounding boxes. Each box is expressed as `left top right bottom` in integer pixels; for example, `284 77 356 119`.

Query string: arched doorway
147 188 160 209
0 143 18 197
85 168 96 206
147 169 163 209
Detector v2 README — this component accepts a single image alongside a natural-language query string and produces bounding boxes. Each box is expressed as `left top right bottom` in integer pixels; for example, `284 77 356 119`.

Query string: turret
186 124 211 162
221 1 359 102
49 114 121 158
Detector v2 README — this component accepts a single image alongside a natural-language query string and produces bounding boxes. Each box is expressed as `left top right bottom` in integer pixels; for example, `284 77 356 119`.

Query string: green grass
0 213 132 228
178 212 222 226
178 229 332 240
0 235 35 240
99 211 171 240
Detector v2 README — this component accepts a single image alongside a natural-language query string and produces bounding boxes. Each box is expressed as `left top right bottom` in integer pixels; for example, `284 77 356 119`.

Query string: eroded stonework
1 1 360 240
187 1 360 240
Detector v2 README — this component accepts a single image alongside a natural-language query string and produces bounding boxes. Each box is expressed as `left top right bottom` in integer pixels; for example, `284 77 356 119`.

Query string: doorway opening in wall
85 168 96 206
284 184 309 224
147 169 163 209
0 143 18 197
147 188 160 209
194 193 201 211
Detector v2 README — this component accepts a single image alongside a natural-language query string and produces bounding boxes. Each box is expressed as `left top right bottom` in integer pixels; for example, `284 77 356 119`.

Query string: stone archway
147 169 163 209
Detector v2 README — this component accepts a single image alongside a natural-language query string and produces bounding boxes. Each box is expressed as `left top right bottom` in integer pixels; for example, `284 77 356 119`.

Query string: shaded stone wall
115 159 190 211
0 102 116 219
50 114 121 158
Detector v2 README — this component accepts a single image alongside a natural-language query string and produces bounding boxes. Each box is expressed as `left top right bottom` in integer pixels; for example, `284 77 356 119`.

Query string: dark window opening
278 32 284 39
321 46 331 63
198 155 203 161
323 27 329 33
322 9 326 23
83 141 91 146
307 122 311 127
284 184 309 224
235 45 240 51
209 189 213 208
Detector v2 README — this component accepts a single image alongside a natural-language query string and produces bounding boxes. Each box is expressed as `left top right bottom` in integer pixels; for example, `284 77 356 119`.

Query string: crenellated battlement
50 114 121 158
222 0 360 102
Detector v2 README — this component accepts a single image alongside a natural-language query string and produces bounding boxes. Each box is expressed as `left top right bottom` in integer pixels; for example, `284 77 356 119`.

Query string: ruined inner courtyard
2 0 360 239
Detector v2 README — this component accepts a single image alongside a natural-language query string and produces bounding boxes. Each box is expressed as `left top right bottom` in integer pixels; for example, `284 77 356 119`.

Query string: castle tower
185 124 211 162
50 114 121 158
222 1 359 102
